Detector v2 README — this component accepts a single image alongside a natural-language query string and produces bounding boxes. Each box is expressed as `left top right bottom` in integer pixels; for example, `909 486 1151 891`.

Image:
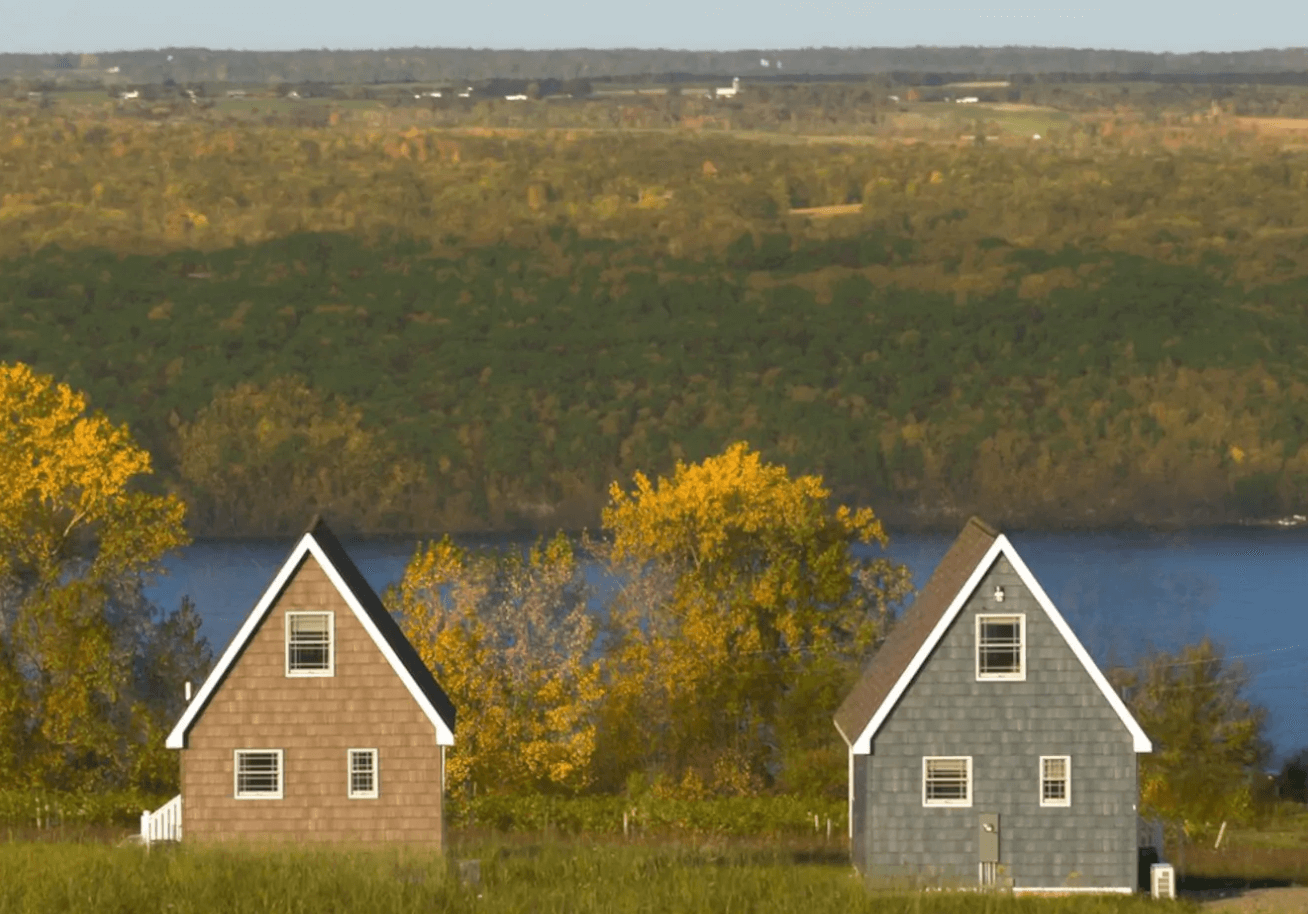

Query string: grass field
884 102 1072 140
0 838 1195 914
3 796 1305 910
1172 808 1308 888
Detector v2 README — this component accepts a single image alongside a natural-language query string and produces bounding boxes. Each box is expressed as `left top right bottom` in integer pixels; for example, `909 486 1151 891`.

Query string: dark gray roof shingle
832 516 998 744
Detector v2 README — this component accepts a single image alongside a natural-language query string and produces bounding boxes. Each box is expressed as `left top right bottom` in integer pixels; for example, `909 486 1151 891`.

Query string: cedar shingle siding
858 556 1137 888
838 519 1149 891
181 555 445 845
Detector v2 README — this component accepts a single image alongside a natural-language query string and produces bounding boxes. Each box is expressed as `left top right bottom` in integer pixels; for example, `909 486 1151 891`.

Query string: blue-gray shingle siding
857 556 1139 890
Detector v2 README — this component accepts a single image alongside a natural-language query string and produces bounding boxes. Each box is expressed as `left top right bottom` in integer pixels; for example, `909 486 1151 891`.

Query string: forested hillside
3 101 1308 534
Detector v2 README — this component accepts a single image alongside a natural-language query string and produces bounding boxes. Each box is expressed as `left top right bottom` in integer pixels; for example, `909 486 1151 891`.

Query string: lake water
146 527 1308 766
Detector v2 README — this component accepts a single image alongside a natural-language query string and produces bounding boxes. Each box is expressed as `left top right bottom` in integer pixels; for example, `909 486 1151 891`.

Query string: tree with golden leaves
600 442 911 796
0 361 200 789
388 533 601 795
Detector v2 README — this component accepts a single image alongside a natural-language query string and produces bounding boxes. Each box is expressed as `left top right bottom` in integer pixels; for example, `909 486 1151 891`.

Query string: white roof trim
166 532 454 749
851 534 1151 755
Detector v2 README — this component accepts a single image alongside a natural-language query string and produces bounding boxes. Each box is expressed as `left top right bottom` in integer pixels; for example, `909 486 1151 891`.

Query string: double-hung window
348 748 379 799
286 611 334 676
923 756 972 807
976 614 1025 680
1040 755 1071 807
235 749 284 799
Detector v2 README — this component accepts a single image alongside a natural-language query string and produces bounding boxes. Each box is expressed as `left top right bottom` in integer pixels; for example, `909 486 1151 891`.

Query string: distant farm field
1233 117 1308 133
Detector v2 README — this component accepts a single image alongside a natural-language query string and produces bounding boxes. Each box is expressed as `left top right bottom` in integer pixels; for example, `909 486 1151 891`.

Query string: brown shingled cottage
147 516 456 846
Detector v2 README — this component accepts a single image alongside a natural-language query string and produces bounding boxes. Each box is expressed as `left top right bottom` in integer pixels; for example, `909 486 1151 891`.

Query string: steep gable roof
166 516 455 749
833 516 998 745
833 516 1150 755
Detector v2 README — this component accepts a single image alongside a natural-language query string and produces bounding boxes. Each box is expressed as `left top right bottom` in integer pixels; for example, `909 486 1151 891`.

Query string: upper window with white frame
976 613 1025 680
349 748 379 799
235 749 284 799
286 611 334 676
923 756 972 807
1041 755 1071 807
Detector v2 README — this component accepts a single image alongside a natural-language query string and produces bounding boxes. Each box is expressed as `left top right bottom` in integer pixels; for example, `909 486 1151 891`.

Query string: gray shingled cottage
834 518 1153 893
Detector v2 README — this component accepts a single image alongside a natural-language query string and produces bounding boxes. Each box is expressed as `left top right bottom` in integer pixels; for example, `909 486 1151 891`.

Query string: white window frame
922 756 973 807
1040 755 1071 807
285 611 334 677
976 613 1026 681
234 749 284 799
348 748 379 799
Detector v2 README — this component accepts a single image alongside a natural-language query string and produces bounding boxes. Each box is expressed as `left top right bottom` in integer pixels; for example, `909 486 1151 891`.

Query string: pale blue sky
3 0 1302 55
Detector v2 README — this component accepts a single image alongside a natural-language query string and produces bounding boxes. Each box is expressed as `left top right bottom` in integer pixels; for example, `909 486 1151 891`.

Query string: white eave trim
850 535 1151 756
166 532 455 749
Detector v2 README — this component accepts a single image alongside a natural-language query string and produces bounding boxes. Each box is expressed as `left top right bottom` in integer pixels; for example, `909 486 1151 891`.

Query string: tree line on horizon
5 45 1308 85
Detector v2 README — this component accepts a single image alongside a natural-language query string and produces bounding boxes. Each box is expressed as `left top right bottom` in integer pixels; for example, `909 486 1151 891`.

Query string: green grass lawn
1174 806 1308 887
0 838 1194 914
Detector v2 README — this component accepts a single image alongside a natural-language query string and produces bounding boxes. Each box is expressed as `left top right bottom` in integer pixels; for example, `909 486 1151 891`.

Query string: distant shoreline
177 510 1308 542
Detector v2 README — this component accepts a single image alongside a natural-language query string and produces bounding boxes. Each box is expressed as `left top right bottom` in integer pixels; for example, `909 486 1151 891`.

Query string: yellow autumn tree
388 533 602 795
600 442 911 796
0 361 198 790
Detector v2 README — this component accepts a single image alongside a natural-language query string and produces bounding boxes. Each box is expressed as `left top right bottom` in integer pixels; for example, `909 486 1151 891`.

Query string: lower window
235 749 283 799
923 756 972 807
1041 755 1071 807
349 748 379 799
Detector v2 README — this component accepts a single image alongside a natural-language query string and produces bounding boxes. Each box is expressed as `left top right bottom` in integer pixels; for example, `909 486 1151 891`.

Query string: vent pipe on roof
184 681 192 702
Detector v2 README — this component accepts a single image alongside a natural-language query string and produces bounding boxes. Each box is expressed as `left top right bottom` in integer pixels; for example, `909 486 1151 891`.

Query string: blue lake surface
146 527 1308 765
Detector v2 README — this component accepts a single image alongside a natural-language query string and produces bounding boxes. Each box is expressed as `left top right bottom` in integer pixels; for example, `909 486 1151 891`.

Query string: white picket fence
140 795 182 845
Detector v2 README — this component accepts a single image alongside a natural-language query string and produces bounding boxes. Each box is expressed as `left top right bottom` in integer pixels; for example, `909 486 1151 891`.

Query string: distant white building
715 77 741 99
505 94 528 101
956 96 979 104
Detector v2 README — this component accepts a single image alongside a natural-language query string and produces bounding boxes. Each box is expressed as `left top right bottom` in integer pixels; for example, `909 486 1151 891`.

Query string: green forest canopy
2 106 1308 534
